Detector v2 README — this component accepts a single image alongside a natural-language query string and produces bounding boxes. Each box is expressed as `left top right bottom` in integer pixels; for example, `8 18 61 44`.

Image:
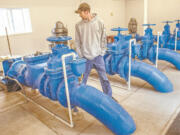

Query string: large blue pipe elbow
129 60 173 93
4 55 136 135
72 85 136 135
158 48 180 70
148 47 180 70
104 54 173 93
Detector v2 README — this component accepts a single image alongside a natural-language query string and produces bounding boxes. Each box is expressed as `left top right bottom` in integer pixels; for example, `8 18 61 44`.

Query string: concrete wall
0 0 125 56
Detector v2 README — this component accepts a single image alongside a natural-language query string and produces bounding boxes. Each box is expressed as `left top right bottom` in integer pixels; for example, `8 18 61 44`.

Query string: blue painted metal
2 57 21 76
158 48 180 70
134 34 143 41
3 36 136 135
160 20 180 50
175 20 180 29
130 60 172 93
142 24 156 27
159 21 173 48
105 27 173 92
111 27 131 42
47 36 72 42
128 24 180 71
72 85 136 135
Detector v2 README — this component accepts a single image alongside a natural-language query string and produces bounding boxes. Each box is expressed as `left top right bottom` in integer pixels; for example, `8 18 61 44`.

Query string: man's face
79 11 88 20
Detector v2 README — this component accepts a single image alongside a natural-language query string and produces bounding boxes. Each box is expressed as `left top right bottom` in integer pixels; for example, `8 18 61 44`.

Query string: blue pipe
148 47 180 70
158 48 180 70
72 85 136 135
104 53 173 93
129 60 173 93
130 25 180 71
106 26 173 93
165 40 180 50
3 48 136 135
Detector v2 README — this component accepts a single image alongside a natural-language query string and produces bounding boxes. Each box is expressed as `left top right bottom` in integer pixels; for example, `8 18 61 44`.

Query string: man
75 2 115 100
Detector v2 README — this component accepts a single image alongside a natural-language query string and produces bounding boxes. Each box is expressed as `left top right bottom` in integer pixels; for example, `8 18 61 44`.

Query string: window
0 8 32 36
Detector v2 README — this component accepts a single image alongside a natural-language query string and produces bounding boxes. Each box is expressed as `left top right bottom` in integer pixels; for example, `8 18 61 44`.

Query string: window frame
0 8 32 37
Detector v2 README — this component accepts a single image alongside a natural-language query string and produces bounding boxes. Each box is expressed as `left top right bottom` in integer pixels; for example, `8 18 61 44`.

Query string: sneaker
112 97 119 103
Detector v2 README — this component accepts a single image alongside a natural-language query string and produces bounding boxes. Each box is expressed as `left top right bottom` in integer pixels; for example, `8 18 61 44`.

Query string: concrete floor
0 60 180 135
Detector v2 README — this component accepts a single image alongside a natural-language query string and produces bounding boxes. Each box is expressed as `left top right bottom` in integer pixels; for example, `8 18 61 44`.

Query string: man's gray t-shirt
75 14 107 60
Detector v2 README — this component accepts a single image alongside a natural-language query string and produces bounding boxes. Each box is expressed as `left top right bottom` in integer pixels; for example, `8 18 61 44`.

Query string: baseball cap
75 2 90 14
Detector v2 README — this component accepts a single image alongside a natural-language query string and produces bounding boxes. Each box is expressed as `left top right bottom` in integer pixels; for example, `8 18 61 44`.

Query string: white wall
125 0 144 35
85 0 126 34
0 0 126 56
1 0 180 56
125 0 180 35
148 0 180 34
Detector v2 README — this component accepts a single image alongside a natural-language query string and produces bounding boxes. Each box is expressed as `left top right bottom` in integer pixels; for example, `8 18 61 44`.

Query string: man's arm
75 24 83 57
100 23 107 56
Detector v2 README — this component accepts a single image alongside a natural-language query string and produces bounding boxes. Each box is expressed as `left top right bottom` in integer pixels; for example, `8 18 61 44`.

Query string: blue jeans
82 55 112 97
